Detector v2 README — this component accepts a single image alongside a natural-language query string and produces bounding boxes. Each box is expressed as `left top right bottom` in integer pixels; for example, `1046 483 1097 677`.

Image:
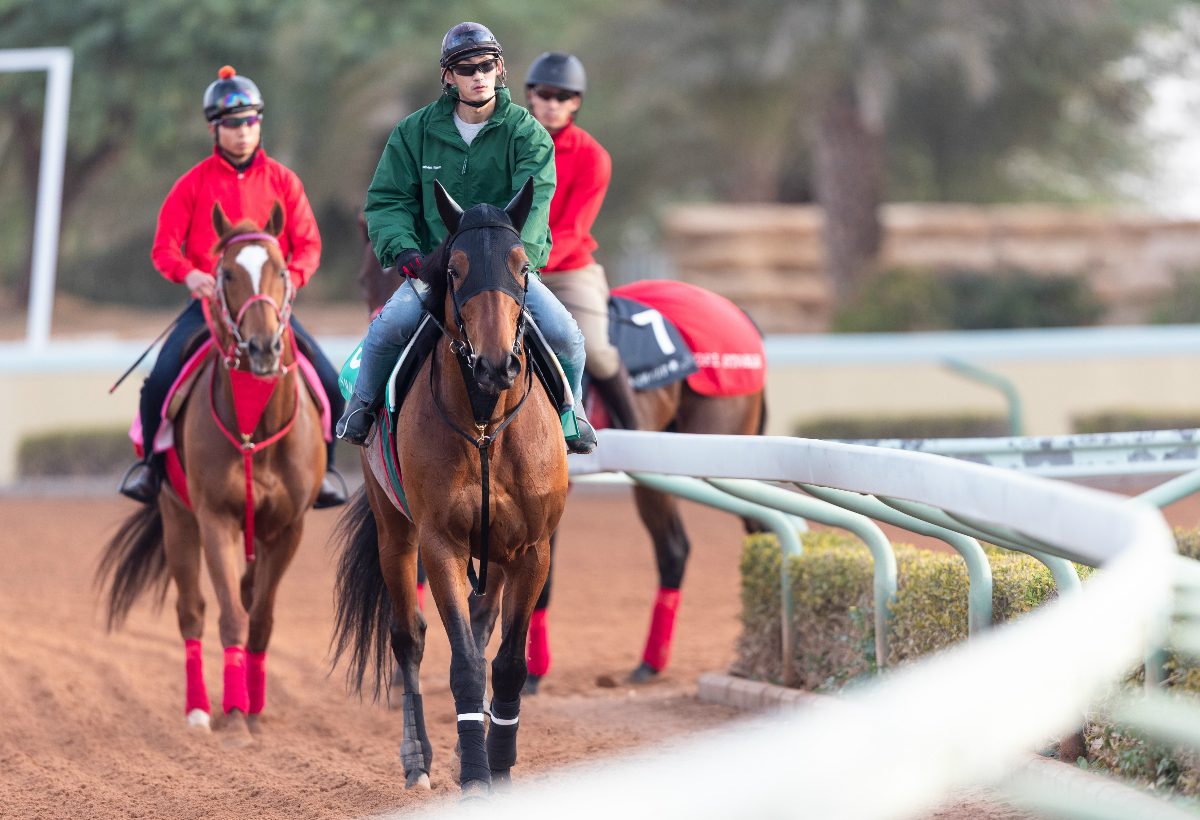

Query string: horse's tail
330 486 392 700
95 503 169 631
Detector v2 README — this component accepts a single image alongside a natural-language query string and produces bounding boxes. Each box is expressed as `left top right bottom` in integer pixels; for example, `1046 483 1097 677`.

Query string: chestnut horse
98 203 326 745
332 180 567 796
356 222 765 690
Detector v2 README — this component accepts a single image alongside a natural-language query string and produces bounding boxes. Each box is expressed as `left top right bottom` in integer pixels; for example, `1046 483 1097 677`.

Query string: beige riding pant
541 263 621 379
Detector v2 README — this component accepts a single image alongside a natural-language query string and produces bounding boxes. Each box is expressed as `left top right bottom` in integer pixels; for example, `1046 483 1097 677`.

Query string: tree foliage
0 0 1196 306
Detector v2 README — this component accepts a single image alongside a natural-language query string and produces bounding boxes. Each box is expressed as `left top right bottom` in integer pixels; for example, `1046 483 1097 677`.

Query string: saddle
338 313 573 517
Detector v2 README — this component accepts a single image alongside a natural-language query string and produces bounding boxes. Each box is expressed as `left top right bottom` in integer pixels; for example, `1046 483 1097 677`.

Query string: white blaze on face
235 245 270 292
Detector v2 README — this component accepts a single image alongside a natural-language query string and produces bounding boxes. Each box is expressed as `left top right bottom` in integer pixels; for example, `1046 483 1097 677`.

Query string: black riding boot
568 412 598 455
336 394 378 447
592 365 642 430
118 456 161 504
314 466 349 508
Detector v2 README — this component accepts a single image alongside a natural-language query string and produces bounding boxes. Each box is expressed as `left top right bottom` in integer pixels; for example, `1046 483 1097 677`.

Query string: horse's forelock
212 219 269 255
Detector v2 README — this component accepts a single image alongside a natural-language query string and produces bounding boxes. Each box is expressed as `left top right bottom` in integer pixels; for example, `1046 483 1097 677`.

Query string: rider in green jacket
338 21 597 454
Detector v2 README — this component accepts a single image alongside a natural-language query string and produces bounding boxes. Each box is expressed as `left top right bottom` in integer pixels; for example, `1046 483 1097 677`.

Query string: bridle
208 231 296 372
418 218 535 596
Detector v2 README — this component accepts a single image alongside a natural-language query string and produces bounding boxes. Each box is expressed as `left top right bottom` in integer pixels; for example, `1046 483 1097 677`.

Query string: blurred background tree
0 0 1197 309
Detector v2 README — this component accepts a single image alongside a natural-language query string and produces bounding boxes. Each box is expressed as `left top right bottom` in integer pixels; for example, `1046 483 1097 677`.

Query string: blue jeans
353 276 587 410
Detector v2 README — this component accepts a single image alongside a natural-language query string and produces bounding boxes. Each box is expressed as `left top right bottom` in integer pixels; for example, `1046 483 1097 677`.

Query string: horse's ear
434 180 463 234
265 201 285 237
212 202 233 237
504 177 535 233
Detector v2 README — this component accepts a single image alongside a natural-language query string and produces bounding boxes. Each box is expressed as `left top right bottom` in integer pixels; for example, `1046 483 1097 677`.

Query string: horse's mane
416 235 452 318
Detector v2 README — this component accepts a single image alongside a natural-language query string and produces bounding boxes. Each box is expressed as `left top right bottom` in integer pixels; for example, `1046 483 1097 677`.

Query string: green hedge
1072 410 1200 435
736 531 1084 690
831 267 1104 332
794 413 1010 440
18 426 133 477
1082 529 1200 793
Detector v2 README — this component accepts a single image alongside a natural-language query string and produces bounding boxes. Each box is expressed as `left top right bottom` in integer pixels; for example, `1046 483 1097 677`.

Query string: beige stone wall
662 204 1200 333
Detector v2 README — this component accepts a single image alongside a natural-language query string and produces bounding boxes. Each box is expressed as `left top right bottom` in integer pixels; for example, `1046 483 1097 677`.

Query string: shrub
735 531 1086 689
18 426 132 477
794 413 1010 440
1149 269 1200 325
1072 410 1200 434
831 267 1104 332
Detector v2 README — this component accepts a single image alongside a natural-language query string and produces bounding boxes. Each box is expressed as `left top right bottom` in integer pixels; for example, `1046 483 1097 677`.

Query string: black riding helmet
525 52 586 95
203 65 264 122
440 22 503 68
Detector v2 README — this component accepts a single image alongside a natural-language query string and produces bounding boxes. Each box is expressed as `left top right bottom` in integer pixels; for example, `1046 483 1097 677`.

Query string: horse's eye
521 263 531 274
448 266 460 279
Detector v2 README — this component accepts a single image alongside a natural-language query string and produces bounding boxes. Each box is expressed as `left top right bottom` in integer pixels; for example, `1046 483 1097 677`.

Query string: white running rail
402 430 1176 820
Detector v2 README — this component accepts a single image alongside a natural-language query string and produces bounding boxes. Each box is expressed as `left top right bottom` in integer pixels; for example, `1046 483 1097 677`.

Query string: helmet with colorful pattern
203 65 264 122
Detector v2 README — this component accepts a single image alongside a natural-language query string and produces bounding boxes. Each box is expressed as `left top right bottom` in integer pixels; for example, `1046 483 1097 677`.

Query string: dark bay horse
333 180 567 796
355 219 765 690
98 203 326 745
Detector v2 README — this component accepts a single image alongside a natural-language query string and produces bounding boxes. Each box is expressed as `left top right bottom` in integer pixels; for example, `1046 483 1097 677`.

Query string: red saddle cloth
613 280 765 397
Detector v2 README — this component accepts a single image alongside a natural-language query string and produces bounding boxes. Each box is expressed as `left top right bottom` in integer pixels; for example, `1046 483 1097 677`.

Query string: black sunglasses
450 59 498 77
531 87 577 103
218 114 262 129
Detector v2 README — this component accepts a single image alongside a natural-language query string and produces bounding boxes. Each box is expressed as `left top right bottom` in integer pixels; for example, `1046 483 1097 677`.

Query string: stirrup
567 413 597 455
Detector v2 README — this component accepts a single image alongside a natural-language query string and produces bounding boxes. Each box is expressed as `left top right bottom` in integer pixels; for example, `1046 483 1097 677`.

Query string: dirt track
6 482 1192 819
0 486 752 819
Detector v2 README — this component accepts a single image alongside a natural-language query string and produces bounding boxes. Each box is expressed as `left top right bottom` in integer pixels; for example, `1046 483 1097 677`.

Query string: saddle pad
607 294 698 391
338 313 573 518
613 280 765 397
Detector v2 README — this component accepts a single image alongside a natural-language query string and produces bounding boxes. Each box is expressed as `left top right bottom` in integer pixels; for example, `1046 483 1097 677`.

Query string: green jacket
364 87 556 271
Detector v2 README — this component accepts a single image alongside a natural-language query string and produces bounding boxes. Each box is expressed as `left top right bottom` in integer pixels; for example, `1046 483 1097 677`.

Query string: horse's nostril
505 353 520 377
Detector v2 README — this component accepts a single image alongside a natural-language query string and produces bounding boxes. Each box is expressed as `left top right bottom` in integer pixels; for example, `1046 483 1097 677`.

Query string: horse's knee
176 594 205 636
217 609 250 646
491 653 527 703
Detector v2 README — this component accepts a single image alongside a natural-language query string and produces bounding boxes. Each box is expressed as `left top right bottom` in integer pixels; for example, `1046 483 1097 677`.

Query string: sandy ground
6 480 1190 819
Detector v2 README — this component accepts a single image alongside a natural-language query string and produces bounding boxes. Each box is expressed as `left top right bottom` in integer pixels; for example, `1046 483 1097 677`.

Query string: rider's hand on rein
185 270 217 300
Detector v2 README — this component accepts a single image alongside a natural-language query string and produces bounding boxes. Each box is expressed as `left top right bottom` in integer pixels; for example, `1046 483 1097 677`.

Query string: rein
421 221 533 596
428 335 534 596
198 231 300 563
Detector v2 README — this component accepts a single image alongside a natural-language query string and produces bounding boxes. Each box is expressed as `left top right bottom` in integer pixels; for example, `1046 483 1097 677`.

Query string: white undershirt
453 111 489 146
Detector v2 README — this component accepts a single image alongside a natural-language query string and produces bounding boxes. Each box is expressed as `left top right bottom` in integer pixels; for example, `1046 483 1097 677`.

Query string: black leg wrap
486 696 520 772
455 718 491 786
400 694 432 775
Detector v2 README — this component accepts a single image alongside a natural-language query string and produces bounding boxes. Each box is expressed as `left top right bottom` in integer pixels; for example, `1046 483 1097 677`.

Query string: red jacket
151 146 321 288
543 120 611 273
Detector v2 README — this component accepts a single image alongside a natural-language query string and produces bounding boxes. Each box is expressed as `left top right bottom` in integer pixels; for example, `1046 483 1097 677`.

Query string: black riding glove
394 249 424 279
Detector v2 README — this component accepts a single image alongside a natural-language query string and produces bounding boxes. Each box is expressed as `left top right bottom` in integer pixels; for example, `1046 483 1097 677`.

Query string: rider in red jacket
525 53 641 430
119 66 347 507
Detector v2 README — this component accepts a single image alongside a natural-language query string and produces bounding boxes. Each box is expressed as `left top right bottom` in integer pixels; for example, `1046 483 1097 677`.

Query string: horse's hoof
247 713 263 735
405 771 431 790
459 780 490 802
490 769 512 792
186 709 211 732
522 674 541 695
221 710 255 748
628 662 660 684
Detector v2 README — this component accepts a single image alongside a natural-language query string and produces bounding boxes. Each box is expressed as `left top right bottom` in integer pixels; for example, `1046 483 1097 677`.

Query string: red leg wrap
184 639 210 715
247 651 267 715
642 588 682 672
222 645 250 715
527 608 551 676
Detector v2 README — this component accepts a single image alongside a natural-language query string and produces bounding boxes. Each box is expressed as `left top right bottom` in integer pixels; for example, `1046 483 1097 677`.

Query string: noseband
210 231 295 371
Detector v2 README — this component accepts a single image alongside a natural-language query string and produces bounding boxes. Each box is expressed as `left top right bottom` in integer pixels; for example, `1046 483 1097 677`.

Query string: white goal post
0 48 72 350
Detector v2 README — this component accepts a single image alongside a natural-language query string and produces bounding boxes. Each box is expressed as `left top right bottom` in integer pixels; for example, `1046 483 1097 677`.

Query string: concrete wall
663 204 1200 333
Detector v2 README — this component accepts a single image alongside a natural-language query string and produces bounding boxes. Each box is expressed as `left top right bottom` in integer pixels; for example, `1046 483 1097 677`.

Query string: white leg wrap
489 713 519 726
457 712 486 722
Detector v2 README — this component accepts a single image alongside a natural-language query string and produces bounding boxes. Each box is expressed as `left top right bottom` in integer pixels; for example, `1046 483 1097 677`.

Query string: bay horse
98 202 326 745
332 180 567 796
356 218 766 691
